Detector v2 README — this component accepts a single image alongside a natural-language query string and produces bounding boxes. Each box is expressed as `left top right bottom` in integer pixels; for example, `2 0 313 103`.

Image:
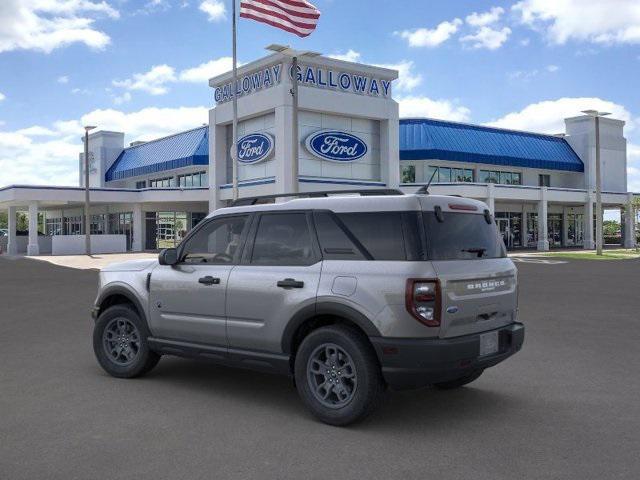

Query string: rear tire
434 369 483 390
294 325 384 426
93 304 160 378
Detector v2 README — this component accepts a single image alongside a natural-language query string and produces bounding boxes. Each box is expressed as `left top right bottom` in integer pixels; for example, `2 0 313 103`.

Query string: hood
101 258 157 272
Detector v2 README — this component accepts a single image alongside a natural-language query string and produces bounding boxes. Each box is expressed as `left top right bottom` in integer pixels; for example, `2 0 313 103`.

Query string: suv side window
181 215 248 264
336 212 408 261
313 211 366 260
250 213 316 266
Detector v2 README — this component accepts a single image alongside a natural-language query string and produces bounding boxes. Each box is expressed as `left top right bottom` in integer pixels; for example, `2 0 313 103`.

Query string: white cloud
0 106 209 187
398 96 471 122
113 64 177 95
113 91 132 105
520 38 531 46
396 19 462 47
199 0 226 22
373 60 422 93
513 0 640 45
461 26 511 50
57 75 69 84
486 97 635 134
508 65 560 81
328 50 362 63
0 92 5 102
179 56 234 82
0 0 119 54
466 6 504 27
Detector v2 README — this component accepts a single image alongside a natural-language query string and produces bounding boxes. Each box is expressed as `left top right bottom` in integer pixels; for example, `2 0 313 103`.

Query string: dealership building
0 52 637 255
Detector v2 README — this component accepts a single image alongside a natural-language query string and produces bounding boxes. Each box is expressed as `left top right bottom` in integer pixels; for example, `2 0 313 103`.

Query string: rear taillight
405 279 441 327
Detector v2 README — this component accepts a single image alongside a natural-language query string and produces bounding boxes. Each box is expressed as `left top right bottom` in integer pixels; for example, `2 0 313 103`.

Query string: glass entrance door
496 218 511 249
495 212 522 249
566 214 584 246
548 214 563 248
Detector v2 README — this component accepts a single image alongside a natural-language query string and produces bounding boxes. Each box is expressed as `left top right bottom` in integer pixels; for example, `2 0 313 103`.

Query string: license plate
479 331 499 357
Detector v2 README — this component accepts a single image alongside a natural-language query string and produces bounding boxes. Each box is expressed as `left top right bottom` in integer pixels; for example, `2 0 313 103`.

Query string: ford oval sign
234 133 274 164
305 130 367 162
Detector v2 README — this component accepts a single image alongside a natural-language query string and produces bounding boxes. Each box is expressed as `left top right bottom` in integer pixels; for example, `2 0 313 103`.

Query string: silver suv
92 191 524 425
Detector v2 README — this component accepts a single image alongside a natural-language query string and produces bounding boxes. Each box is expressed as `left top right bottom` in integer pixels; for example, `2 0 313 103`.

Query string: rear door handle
198 276 220 285
277 278 304 288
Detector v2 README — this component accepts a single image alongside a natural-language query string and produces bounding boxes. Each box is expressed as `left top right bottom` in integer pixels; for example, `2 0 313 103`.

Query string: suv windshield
423 212 506 260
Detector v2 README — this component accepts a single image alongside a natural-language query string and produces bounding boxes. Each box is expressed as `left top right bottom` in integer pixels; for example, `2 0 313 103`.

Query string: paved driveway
1 256 639 479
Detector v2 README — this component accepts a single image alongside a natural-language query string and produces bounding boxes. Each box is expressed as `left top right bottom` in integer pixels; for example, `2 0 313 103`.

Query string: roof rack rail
229 188 404 207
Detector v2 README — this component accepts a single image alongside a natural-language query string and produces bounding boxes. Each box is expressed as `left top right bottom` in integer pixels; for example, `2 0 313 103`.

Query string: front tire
294 325 384 426
93 304 160 378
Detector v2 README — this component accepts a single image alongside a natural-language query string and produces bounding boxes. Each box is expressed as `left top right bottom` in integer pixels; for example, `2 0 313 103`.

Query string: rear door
148 214 250 346
226 211 321 353
422 209 518 339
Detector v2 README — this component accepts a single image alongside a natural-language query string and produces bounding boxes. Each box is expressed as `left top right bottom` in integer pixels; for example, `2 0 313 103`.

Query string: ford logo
305 130 368 162
233 133 274 164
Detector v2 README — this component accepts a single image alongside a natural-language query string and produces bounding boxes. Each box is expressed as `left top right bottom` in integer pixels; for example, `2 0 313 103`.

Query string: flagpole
291 55 299 193
231 0 239 201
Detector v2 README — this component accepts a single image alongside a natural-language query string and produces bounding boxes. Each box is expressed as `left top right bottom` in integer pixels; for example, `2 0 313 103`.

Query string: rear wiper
462 248 486 258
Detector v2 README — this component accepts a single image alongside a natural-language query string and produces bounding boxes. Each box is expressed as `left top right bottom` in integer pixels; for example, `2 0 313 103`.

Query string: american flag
240 0 321 38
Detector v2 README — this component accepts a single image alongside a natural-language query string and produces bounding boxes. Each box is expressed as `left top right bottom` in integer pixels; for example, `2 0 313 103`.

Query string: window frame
241 210 322 267
175 213 253 265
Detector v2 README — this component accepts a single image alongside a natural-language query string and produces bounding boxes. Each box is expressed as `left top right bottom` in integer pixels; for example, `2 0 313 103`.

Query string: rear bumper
370 323 524 390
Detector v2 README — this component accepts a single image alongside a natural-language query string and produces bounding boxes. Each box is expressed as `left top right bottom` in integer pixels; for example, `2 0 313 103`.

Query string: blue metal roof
399 118 584 172
105 126 209 181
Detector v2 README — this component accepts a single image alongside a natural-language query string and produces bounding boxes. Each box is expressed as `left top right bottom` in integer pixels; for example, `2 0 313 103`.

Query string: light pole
266 44 320 194
83 125 96 255
582 110 610 255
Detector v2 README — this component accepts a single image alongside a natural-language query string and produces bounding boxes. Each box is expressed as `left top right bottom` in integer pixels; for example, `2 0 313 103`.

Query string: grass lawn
542 249 640 260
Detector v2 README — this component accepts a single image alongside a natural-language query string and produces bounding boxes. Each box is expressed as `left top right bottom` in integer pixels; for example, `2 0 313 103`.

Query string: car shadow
108 356 527 430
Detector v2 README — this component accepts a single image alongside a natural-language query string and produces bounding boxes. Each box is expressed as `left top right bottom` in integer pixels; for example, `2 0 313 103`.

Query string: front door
496 218 513 249
226 211 321 353
148 214 250 346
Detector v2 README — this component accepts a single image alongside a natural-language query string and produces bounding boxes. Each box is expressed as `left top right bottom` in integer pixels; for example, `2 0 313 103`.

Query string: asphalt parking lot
1 256 639 480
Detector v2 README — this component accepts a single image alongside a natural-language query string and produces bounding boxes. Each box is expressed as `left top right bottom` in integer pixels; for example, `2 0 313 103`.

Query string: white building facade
0 53 637 255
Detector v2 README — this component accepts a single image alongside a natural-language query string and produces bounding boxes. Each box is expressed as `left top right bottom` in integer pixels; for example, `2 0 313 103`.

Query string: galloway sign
214 64 282 104
292 64 392 99
234 133 275 164
213 61 395 104
305 131 368 162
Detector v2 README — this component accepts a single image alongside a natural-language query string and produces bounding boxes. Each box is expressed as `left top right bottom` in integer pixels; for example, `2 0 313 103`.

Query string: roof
214 193 488 217
399 118 584 172
105 126 209 182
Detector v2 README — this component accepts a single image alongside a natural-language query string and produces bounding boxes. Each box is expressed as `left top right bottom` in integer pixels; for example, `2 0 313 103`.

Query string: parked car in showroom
91 190 524 426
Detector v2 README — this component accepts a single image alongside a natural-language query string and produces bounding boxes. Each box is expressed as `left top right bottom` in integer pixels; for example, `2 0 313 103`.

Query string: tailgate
432 258 517 338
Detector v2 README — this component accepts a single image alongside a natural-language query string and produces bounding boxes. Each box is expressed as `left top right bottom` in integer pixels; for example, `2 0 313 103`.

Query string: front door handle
277 278 304 288
198 276 220 285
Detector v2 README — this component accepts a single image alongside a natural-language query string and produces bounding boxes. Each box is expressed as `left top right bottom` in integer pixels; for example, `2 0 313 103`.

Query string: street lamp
83 125 97 255
581 110 610 255
266 44 321 193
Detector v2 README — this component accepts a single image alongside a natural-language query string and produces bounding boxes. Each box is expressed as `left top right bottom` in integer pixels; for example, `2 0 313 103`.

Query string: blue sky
1 0 639 194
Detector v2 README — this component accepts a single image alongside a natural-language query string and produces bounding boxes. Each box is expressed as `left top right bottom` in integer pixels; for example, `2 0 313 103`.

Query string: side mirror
158 248 178 266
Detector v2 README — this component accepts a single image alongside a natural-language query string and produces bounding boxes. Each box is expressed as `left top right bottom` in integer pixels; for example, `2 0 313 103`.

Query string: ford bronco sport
92 190 524 426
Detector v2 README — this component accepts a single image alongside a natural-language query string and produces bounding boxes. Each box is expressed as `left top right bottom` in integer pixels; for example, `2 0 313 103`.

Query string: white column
537 187 549 251
623 193 637 248
132 204 143 252
562 207 570 247
7 206 18 255
27 203 40 256
485 183 495 214
584 195 595 249
274 104 295 195
381 110 400 189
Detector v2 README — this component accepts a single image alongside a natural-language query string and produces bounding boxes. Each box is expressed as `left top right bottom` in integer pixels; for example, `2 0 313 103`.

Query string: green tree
0 211 6 230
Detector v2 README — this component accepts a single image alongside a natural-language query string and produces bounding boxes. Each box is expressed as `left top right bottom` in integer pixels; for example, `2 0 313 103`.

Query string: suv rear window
423 212 506 260
314 211 422 261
